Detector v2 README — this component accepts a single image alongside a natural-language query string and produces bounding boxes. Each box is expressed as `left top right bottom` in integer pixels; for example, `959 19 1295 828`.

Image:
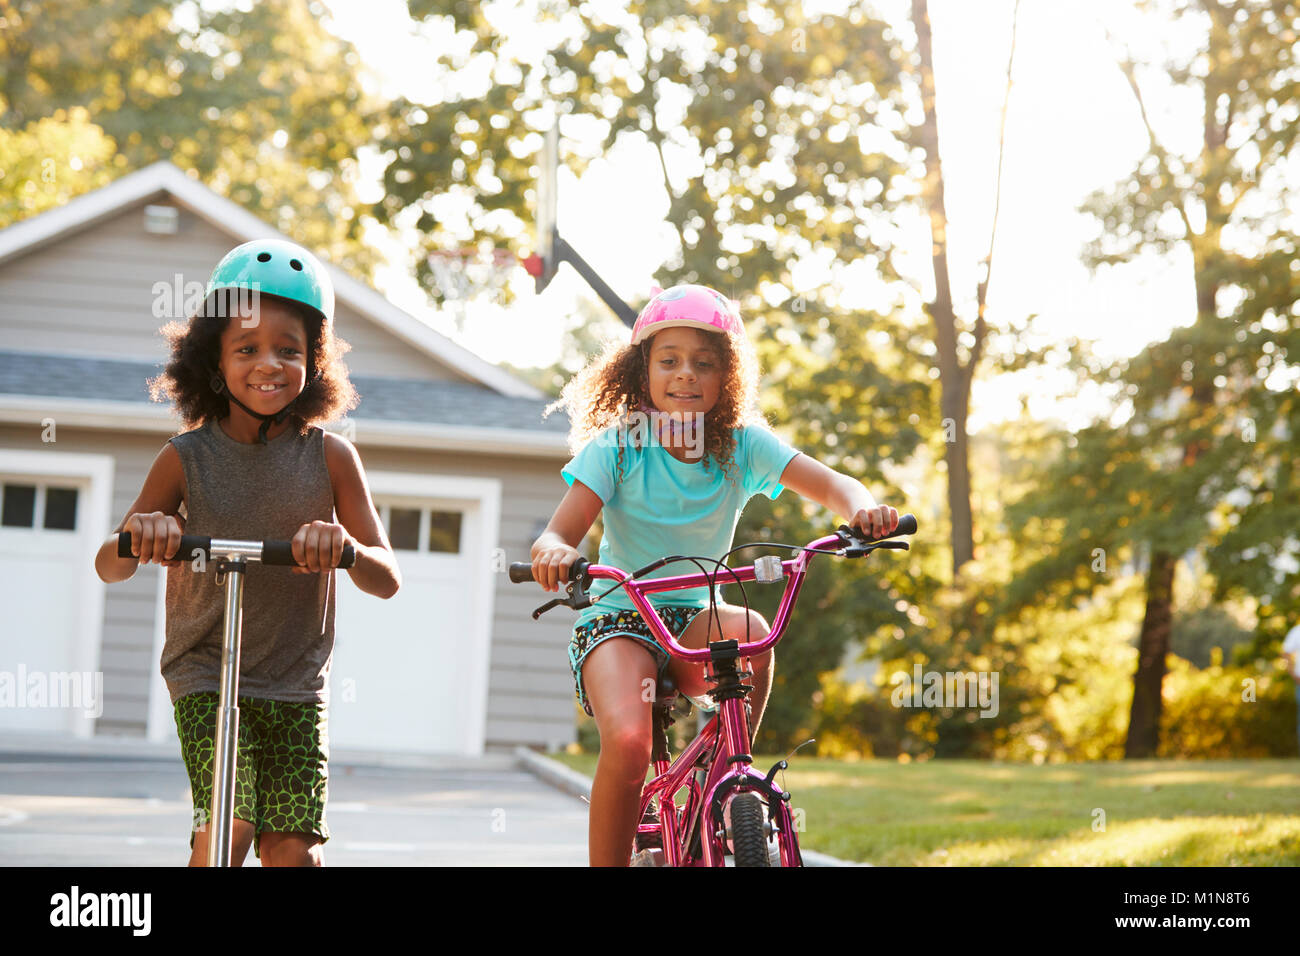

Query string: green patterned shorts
568 605 706 717
174 692 329 857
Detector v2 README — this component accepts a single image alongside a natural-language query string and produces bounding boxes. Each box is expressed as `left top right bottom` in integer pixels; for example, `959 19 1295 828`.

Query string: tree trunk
912 0 975 577
1125 548 1176 758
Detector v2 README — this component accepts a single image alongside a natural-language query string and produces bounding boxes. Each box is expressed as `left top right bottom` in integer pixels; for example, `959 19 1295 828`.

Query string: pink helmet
631 284 744 346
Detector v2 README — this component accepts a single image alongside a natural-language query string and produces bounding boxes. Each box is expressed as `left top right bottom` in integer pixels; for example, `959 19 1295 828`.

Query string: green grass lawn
547 753 1300 865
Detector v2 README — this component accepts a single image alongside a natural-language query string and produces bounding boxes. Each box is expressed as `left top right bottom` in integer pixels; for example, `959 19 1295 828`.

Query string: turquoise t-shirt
561 423 801 629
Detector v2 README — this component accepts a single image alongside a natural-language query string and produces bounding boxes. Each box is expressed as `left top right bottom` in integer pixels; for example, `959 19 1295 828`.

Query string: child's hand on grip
291 520 351 573
850 505 899 540
124 512 186 565
532 544 581 593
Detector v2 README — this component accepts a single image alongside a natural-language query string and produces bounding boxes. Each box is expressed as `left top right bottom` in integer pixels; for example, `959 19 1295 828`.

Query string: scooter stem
207 557 246 867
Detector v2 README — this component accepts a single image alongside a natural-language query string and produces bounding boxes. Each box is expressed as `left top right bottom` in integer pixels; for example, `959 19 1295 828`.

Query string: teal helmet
203 239 334 444
204 238 334 325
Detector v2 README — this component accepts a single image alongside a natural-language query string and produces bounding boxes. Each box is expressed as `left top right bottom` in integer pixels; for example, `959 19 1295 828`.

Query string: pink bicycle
511 514 917 866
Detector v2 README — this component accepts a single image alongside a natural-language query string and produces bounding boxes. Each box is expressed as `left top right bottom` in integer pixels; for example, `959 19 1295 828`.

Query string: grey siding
0 420 578 749
0 200 474 383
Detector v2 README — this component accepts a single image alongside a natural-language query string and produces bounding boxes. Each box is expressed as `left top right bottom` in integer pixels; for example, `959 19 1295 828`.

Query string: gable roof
0 161 542 399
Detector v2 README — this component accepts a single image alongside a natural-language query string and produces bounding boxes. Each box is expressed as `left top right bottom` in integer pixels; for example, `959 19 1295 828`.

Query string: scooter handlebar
116 532 356 569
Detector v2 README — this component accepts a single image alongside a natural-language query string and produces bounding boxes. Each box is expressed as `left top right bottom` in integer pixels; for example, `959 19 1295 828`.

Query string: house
0 162 580 756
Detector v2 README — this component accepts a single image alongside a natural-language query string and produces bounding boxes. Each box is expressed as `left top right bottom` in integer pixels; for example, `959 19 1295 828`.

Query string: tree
0 108 120 228
908 0 1021 580
1008 0 1300 757
0 0 380 270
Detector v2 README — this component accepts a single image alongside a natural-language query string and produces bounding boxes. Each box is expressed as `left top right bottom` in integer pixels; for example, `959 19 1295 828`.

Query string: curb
514 746 593 801
513 747 870 867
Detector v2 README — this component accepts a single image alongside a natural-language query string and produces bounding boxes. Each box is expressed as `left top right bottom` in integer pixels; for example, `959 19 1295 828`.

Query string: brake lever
531 598 568 620
836 524 910 558
530 558 593 619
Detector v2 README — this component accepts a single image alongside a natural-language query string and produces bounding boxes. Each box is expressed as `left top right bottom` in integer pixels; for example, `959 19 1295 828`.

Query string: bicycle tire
730 793 770 867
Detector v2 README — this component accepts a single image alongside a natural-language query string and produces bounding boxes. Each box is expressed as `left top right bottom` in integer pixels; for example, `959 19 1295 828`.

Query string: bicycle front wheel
730 793 771 867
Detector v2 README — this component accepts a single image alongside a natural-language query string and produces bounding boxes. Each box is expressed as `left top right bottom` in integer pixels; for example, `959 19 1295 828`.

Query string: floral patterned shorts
568 605 706 717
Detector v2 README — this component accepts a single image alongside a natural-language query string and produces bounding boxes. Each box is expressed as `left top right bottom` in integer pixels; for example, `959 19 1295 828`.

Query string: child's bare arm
95 443 188 583
319 432 401 598
530 480 603 592
778 453 899 538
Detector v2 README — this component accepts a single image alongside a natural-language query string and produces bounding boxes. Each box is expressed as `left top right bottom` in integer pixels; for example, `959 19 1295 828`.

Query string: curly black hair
149 289 358 433
545 325 765 489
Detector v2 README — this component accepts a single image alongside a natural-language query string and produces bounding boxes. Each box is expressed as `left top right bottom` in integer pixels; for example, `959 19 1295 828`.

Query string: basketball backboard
523 125 559 294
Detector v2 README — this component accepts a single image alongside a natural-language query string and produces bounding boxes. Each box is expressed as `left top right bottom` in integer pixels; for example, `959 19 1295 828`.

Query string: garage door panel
328 495 482 755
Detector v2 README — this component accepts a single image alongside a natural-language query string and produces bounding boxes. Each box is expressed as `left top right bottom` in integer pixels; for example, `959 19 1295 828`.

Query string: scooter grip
509 562 535 583
262 539 357 569
262 540 297 566
117 531 212 560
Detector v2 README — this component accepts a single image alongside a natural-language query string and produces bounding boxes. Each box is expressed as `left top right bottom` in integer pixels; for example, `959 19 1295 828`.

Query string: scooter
119 532 354 866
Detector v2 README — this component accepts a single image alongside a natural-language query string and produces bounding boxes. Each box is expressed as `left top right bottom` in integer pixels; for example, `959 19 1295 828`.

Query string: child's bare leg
260 831 324 866
582 638 657 867
671 605 774 737
189 818 255 866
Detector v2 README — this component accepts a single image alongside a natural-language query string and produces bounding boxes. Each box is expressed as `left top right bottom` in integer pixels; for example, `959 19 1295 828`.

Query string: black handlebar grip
261 540 357 569
261 540 297 566
509 562 535 584
897 513 918 536
116 531 213 560
177 535 213 561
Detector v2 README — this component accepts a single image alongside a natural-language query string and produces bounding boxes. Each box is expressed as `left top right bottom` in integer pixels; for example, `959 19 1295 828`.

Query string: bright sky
318 0 1203 430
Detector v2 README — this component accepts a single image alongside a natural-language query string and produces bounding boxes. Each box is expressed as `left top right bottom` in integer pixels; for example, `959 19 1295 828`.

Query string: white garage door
328 479 497 756
0 454 112 739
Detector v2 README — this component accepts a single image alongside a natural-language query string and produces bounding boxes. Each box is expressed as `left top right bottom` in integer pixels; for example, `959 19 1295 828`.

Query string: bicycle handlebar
508 514 917 587
508 515 918 660
117 532 357 569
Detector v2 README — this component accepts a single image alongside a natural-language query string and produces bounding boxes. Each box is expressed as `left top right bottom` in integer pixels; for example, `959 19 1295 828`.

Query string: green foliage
0 108 121 227
1159 656 1297 758
1 0 381 271
1170 604 1255 669
997 0 1300 756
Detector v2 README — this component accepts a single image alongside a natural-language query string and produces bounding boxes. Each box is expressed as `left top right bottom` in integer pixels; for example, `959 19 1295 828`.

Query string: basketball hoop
426 247 520 316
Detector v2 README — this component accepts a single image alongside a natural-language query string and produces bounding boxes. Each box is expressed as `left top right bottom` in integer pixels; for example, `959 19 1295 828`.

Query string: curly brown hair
149 289 358 433
546 326 765 488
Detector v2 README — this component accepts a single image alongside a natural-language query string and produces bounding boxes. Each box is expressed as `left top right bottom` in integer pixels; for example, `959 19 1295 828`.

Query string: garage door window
0 482 78 531
427 511 462 554
389 507 421 551
378 503 463 554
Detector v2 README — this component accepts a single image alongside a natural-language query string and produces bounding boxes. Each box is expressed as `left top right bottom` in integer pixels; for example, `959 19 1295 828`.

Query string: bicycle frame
586 531 845 866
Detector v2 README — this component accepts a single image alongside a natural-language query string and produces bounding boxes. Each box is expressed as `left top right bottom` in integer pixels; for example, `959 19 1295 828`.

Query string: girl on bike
94 238 401 866
531 284 898 866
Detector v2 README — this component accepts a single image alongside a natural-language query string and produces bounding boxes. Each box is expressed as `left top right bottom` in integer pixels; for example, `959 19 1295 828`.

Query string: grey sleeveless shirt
162 419 337 704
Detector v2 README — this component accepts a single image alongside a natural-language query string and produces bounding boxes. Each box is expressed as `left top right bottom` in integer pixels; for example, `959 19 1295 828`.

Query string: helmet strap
209 369 319 445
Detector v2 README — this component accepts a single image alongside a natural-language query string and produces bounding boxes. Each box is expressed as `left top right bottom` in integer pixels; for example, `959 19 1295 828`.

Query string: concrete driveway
0 740 588 866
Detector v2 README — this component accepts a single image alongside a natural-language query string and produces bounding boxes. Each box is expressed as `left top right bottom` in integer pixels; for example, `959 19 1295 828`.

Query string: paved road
0 751 589 866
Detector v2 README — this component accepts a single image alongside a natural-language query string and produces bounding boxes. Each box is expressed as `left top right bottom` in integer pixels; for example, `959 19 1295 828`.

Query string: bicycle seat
654 676 679 704
655 681 717 717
